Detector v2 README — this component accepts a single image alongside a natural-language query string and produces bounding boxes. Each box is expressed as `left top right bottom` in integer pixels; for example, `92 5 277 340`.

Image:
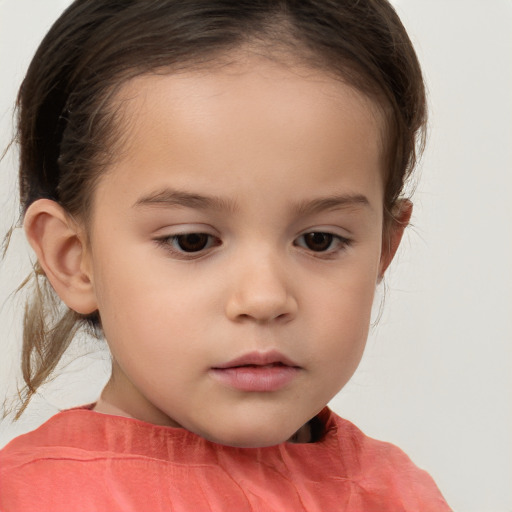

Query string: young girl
0 0 451 510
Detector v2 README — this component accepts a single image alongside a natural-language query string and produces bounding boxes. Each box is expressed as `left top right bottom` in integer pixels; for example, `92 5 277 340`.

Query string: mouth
213 350 300 370
210 351 301 392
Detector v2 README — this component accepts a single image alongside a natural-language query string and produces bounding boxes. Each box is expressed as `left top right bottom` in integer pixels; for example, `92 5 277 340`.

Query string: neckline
7 405 342 470
63 403 335 448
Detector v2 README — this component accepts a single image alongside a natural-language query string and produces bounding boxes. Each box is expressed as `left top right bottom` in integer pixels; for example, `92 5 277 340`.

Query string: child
0 0 451 510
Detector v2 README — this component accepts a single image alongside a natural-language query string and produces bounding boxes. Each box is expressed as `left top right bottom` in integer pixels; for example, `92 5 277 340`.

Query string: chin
198 423 298 448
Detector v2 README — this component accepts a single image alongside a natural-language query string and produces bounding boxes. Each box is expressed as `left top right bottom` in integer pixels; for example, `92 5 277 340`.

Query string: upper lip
213 350 300 369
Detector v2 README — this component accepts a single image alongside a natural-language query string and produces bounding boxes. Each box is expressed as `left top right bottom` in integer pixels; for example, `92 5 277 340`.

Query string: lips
213 350 299 369
210 350 301 392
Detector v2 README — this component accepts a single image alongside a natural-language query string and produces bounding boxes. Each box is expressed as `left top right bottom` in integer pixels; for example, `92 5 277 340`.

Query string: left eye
161 233 218 253
294 232 348 252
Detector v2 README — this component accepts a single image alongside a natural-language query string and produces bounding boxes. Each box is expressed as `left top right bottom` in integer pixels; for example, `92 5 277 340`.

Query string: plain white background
0 1 511 511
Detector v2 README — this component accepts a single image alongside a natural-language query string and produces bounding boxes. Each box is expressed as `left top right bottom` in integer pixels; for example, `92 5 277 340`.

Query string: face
83 56 391 447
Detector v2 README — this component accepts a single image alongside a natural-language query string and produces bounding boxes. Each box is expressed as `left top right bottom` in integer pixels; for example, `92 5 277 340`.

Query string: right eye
156 233 221 255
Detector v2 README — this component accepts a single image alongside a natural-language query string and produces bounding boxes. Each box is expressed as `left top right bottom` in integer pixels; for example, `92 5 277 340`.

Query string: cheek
312 286 375 400
90 243 215 356
314 284 374 352
304 253 380 361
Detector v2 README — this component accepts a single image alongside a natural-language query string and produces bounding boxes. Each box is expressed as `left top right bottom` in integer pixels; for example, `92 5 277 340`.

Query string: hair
10 0 426 418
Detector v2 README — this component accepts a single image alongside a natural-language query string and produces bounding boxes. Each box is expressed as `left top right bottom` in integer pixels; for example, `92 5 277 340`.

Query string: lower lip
210 365 300 392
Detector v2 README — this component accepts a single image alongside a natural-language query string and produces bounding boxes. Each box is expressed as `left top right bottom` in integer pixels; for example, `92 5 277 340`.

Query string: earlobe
378 199 413 280
24 199 98 315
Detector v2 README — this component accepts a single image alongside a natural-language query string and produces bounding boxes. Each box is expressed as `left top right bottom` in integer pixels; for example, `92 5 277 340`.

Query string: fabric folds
0 405 451 511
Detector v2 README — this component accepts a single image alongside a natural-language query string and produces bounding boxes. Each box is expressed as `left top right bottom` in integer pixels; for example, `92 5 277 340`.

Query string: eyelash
293 232 352 257
154 231 351 259
155 233 221 259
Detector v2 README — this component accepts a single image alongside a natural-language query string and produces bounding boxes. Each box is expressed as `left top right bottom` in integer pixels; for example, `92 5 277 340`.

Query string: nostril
233 310 293 324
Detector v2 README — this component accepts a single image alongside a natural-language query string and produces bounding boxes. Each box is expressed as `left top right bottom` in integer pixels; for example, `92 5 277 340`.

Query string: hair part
12 0 427 417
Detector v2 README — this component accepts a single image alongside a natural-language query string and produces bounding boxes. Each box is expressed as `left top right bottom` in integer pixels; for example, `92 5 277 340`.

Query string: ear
378 199 413 280
24 199 98 315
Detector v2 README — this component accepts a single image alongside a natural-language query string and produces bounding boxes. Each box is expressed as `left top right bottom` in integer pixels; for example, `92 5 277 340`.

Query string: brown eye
175 233 210 252
155 232 221 258
294 231 351 254
302 232 334 252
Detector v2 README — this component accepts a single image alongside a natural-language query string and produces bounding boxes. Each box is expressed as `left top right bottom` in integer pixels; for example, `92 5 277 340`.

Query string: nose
225 250 298 324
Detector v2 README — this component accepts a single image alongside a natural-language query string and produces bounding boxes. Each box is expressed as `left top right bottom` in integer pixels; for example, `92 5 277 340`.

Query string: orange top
0 406 450 511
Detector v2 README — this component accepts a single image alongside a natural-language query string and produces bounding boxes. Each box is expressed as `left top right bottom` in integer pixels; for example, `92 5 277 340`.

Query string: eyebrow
294 194 371 215
134 187 371 215
134 189 238 213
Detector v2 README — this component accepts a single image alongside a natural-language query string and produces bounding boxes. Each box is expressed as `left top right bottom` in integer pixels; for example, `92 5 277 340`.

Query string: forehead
93 56 386 217
113 56 385 157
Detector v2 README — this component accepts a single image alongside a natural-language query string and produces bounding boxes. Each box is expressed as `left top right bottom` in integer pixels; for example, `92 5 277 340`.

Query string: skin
25 55 410 447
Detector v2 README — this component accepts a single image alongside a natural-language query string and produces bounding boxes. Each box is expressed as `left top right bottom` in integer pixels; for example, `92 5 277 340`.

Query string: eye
294 232 350 253
156 233 220 254
173 233 210 252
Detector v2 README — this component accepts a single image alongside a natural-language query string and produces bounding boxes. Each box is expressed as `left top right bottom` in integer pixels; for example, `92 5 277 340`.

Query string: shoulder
324 409 451 511
0 407 124 512
1 405 99 461
327 410 422 471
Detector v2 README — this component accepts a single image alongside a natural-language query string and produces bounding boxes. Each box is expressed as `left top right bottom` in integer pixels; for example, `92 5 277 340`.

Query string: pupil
177 233 208 252
305 232 332 251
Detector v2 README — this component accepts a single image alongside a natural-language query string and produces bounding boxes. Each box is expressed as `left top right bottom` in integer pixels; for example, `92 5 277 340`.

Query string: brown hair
12 0 426 417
